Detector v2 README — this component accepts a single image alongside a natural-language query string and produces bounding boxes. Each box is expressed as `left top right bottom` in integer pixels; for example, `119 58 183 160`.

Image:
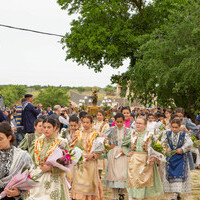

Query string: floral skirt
27 167 70 200
162 162 191 194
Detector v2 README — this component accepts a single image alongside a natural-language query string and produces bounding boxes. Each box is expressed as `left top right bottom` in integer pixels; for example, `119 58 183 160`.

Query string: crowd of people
0 93 200 200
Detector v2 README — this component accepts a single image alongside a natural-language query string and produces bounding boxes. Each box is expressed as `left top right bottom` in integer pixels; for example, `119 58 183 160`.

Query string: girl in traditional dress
78 111 88 131
122 115 164 200
164 109 173 130
146 113 157 134
104 113 131 200
161 119 193 200
94 110 109 135
0 121 33 200
111 106 134 128
60 114 79 186
61 114 79 144
70 114 104 200
27 118 70 200
94 110 110 179
171 112 196 171
18 118 44 162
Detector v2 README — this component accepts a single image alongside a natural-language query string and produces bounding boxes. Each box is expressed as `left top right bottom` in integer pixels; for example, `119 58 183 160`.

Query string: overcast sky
0 0 128 88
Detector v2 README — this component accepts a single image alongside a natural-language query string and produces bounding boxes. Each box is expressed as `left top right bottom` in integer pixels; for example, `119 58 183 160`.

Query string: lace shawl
0 147 14 180
0 146 33 188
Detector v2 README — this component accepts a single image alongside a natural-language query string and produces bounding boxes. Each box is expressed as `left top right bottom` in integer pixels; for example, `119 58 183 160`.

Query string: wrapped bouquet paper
139 146 167 175
46 147 76 173
90 137 106 154
0 168 38 199
72 147 83 164
139 136 176 175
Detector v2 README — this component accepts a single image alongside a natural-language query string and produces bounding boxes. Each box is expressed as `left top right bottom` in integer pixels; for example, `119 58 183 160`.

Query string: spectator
16 98 26 127
49 105 61 121
2 109 9 122
49 105 69 129
46 105 53 116
0 109 7 122
22 94 40 134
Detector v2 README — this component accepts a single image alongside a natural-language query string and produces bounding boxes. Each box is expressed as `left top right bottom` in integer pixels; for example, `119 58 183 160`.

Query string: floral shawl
34 136 63 166
131 130 152 152
70 130 99 154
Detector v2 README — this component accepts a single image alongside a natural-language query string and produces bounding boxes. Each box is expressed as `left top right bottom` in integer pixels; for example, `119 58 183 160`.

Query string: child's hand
40 164 53 172
6 187 20 197
110 144 115 149
149 157 157 166
85 153 94 161
120 149 125 156
176 148 182 154
127 151 134 157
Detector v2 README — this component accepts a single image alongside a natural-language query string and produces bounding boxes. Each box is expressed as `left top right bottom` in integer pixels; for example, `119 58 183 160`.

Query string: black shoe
119 194 125 200
177 194 181 200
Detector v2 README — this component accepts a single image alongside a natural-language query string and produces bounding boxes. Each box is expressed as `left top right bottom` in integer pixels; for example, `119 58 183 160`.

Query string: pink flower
64 150 68 154
66 154 71 161
28 174 31 179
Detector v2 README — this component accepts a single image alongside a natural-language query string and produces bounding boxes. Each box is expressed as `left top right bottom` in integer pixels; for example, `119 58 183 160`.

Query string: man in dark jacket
0 109 7 122
22 94 41 133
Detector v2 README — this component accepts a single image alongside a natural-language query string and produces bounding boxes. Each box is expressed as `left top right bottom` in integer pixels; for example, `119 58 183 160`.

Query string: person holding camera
49 105 69 130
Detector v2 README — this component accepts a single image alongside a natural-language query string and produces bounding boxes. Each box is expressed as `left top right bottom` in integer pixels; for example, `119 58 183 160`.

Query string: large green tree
0 85 26 107
58 0 172 70
58 0 199 116
35 87 70 109
127 1 200 116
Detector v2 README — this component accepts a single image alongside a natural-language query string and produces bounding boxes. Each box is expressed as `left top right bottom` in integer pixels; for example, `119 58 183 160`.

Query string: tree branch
132 0 143 14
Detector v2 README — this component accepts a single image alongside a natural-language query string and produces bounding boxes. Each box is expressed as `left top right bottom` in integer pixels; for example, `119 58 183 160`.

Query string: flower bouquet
60 128 68 139
154 124 166 141
72 146 84 172
102 134 111 152
159 123 166 131
45 144 78 173
191 135 199 148
151 136 176 158
139 137 176 174
91 135 111 158
104 141 111 156
90 137 106 154
0 168 39 199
